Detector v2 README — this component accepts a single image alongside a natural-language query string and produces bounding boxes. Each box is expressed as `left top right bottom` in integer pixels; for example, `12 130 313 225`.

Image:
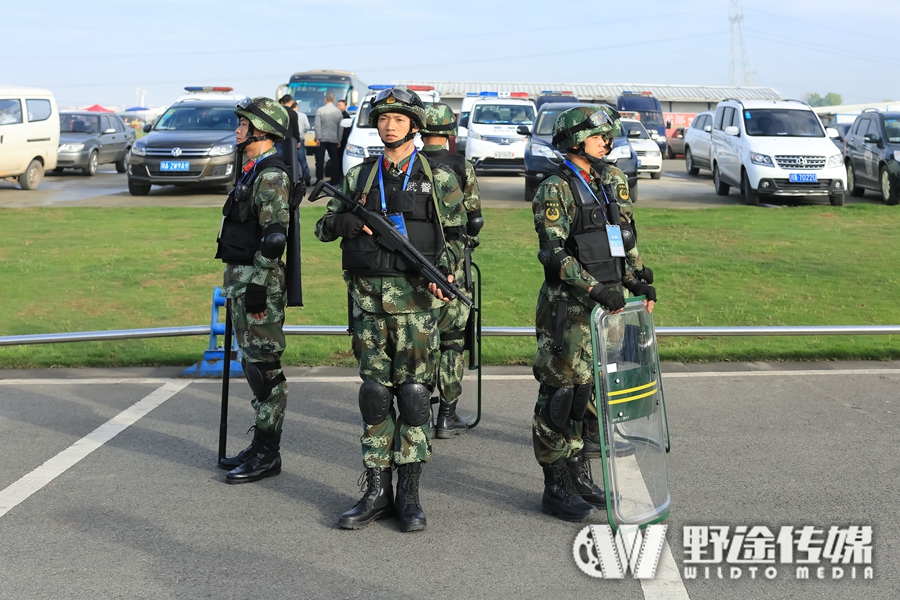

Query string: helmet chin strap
237 124 268 150
577 138 612 166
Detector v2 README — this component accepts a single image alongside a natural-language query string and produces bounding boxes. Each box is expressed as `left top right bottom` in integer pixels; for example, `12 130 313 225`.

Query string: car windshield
884 118 900 143
535 109 567 136
154 107 238 131
289 82 350 118
743 109 825 137
623 121 650 139
635 111 664 129
355 99 374 129
472 104 535 125
60 114 100 133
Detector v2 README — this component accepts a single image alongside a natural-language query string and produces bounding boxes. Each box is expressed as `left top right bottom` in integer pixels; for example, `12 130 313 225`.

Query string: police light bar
368 85 393 90
466 92 479 97
510 92 529 98
407 85 435 91
184 86 233 92
622 90 634 95
540 90 574 95
479 91 499 97
641 91 653 96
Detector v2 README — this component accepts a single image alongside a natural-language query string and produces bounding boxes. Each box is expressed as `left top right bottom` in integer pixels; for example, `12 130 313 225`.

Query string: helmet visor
236 96 253 111
373 88 424 108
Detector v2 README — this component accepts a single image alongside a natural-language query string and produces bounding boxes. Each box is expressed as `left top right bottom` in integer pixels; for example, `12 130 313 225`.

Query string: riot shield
590 298 670 531
455 262 482 428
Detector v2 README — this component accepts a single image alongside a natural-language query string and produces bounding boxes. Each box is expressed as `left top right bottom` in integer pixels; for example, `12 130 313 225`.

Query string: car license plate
160 161 190 171
789 173 817 183
637 159 642 167
494 151 515 159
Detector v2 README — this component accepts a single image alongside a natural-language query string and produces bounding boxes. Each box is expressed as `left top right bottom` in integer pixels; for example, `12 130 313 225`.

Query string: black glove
637 266 654 284
245 283 267 315
589 285 626 311
624 279 657 302
330 212 365 239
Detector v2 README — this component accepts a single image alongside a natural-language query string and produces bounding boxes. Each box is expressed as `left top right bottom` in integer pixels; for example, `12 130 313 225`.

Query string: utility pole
729 0 753 87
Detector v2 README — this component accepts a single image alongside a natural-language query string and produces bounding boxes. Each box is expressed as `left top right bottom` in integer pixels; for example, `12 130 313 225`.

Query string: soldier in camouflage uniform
215 97 292 484
531 105 657 521
314 87 466 532
420 102 483 438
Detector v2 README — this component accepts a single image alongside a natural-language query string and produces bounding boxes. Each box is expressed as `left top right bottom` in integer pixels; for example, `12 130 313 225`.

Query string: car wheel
741 171 759 206
629 181 638 203
650 171 662 180
830 193 845 206
115 151 128 174
880 165 899 205
18 159 43 190
128 178 151 196
847 163 864 197
524 176 537 201
666 146 675 159
713 164 730 196
82 150 99 176
685 148 699 175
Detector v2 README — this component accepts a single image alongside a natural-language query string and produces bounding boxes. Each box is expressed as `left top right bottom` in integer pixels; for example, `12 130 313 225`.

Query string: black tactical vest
341 155 444 277
558 166 624 286
421 147 468 242
216 154 287 265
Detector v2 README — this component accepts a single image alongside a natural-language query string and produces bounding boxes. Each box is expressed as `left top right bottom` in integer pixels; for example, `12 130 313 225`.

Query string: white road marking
0 378 183 385
0 380 190 519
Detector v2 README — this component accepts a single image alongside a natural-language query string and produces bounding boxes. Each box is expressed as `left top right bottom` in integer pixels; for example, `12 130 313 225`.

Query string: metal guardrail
1 325 900 346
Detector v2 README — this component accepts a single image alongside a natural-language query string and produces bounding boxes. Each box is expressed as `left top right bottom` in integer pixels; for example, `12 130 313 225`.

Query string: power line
743 7 899 45
744 30 900 69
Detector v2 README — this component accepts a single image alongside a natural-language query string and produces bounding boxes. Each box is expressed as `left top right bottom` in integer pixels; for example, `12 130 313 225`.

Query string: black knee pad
358 380 392 425
243 359 285 401
396 383 431 427
540 385 574 433
570 383 592 422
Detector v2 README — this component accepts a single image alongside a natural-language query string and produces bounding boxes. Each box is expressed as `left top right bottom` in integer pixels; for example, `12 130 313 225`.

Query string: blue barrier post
182 287 243 378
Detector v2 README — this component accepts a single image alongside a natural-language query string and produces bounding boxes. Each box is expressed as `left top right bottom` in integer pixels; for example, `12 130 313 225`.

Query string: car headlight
826 154 843 168
131 144 147 156
532 144 557 159
648 150 661 157
58 143 84 152
209 144 234 157
345 144 366 158
606 145 631 162
750 152 774 167
468 130 482 141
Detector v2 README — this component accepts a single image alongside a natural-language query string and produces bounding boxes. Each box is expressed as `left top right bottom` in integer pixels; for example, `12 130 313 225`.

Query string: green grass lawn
0 203 898 368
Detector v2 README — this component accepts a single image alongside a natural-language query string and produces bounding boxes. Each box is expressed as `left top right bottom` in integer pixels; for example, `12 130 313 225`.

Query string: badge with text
388 212 408 237
606 224 626 257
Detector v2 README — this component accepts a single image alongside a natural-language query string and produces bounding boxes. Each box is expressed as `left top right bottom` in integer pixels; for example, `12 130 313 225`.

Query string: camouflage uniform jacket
314 152 466 314
532 162 644 309
222 147 291 298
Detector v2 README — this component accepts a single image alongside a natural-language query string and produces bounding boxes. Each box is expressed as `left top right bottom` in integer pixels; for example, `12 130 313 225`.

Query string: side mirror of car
339 118 352 128
143 124 152 133
724 126 740 137
863 133 881 145
703 125 712 133
627 129 642 138
825 127 839 139
516 125 531 136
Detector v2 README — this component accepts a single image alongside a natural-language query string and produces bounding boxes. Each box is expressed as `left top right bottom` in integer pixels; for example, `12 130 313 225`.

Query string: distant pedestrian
337 99 352 150
314 92 342 185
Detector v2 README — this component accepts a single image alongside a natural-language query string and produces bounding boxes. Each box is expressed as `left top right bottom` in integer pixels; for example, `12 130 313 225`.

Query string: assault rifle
308 181 473 308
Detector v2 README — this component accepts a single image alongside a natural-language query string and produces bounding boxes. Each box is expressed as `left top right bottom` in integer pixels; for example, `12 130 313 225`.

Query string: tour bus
341 85 441 175
464 91 536 172
617 91 669 154
276 70 367 152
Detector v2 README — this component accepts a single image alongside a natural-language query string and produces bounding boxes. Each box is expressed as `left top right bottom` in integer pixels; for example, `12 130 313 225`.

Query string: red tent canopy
84 104 114 113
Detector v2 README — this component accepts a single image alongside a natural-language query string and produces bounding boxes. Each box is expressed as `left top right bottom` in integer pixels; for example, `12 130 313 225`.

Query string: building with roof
813 101 900 125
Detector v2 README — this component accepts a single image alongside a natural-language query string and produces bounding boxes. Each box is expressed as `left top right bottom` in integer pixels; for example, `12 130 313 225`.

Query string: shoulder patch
616 183 629 201
544 202 561 222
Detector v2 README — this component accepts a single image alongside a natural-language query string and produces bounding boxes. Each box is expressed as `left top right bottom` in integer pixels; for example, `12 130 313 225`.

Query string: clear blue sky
3 0 898 109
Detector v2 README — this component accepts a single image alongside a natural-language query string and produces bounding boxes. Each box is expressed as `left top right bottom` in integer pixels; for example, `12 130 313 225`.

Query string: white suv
710 99 846 206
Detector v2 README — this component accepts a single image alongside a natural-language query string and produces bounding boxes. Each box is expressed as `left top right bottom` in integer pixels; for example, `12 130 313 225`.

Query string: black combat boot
583 418 635 458
217 425 261 470
395 463 426 532
338 468 393 530
541 458 599 522
566 451 606 506
434 400 467 438
225 429 281 484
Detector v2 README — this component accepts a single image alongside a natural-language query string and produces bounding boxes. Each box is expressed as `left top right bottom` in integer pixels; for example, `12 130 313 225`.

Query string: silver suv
683 111 714 175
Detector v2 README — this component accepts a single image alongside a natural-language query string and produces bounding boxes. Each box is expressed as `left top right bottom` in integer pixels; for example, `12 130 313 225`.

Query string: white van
0 86 59 190
341 85 440 175
464 94 535 171
710 99 846 206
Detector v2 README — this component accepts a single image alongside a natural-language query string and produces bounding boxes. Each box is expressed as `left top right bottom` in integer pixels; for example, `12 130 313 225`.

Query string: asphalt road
1 159 887 209
1 363 898 600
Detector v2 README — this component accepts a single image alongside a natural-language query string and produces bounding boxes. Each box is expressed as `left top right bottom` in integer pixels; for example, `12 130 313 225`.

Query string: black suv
127 100 239 195
519 102 638 201
844 109 900 204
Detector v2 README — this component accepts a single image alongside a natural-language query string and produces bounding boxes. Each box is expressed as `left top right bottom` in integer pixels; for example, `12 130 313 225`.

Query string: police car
464 92 536 172
172 86 243 103
340 85 440 175
844 109 900 204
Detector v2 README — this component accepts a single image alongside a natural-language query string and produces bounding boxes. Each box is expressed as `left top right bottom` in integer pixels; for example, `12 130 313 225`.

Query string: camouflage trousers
352 300 439 468
436 297 470 404
230 283 287 434
532 285 601 465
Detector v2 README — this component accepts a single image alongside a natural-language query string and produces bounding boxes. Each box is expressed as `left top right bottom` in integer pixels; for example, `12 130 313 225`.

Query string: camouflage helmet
421 102 458 137
234 96 289 139
367 86 426 130
551 105 621 152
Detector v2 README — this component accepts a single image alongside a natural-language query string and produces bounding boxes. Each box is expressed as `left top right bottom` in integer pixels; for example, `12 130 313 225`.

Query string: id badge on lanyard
606 224 626 257
379 148 417 239
388 213 409 237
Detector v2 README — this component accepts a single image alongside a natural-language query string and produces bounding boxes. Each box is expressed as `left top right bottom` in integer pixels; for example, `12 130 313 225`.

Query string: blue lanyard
378 147 417 213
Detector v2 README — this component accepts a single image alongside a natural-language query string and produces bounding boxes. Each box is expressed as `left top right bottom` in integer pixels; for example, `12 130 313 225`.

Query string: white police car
464 92 535 172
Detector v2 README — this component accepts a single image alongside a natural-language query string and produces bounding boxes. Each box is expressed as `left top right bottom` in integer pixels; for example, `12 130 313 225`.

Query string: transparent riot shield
590 298 671 531
456 262 482 428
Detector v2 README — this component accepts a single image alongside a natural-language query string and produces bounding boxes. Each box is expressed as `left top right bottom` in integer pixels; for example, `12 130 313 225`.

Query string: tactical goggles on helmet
551 107 621 148
235 96 288 137
372 88 425 109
